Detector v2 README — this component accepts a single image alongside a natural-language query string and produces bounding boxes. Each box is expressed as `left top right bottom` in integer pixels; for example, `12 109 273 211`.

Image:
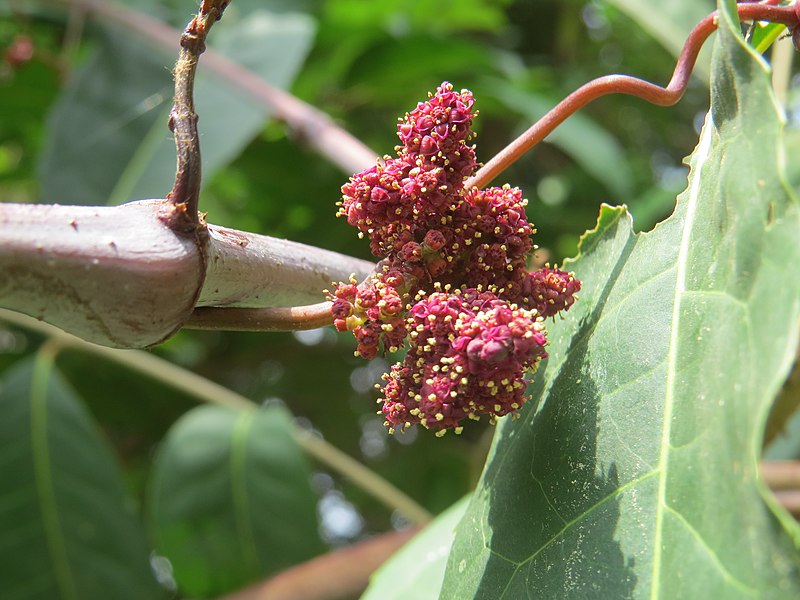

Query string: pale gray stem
200 224 372 308
0 200 373 348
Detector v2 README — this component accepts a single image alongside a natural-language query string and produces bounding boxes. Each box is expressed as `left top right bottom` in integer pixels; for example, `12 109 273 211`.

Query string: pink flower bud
420 135 438 155
426 257 448 277
423 229 446 251
522 267 581 318
356 288 378 309
331 298 353 319
401 241 422 262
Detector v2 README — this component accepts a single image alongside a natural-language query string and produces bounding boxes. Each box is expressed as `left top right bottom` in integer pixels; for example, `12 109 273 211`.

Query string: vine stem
187 302 334 331
466 1 800 190
0 308 432 526
164 0 229 233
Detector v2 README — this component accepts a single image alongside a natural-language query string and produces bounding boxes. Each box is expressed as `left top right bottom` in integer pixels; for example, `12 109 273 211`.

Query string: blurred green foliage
5 0 795 597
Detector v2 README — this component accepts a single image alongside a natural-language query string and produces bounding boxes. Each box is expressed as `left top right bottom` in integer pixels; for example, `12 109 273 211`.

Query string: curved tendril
466 2 800 190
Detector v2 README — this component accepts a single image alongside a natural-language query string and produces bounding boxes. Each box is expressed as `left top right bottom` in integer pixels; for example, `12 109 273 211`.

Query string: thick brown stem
467 2 800 189
199 225 373 309
0 201 373 347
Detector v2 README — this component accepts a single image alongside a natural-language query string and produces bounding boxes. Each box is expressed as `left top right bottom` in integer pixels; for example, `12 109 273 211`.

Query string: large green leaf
361 495 469 600
39 8 314 205
149 404 324 597
441 3 800 598
0 357 162 599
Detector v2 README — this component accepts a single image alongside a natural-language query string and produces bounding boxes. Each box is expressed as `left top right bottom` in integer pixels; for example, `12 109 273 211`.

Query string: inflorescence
328 82 580 435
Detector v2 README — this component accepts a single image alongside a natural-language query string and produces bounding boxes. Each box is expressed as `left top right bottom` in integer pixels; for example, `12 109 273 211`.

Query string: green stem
0 309 432 525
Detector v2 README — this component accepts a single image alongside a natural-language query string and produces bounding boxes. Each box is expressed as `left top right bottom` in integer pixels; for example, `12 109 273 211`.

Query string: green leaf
603 0 713 81
362 495 470 600
750 22 787 55
441 3 800 598
39 9 314 206
0 356 162 599
149 404 324 597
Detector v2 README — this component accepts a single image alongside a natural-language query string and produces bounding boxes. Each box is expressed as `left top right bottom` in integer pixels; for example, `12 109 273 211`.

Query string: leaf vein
664 504 759 596
529 472 567 525
515 470 659 569
31 353 79 600
682 288 749 310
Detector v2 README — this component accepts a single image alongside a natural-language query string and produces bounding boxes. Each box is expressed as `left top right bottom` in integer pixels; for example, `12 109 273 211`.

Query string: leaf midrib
31 352 80 600
650 116 714 600
231 411 259 573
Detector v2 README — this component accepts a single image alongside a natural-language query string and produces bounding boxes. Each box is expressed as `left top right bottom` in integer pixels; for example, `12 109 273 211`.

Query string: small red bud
426 257 448 278
401 241 422 262
356 288 378 309
4 35 34 68
331 298 353 319
423 229 446 251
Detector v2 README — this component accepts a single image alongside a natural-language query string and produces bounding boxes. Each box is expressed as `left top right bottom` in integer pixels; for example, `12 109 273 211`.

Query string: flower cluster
329 270 408 360
338 83 476 260
519 267 581 318
381 287 547 435
330 82 581 434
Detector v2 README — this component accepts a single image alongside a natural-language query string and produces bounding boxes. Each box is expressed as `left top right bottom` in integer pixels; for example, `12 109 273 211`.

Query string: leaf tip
566 204 632 266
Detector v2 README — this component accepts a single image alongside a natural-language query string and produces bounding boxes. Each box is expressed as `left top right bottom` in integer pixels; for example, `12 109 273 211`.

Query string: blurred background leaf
0 356 163 599
362 495 470 600
39 7 315 206
604 0 714 80
149 403 324 597
480 75 634 199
